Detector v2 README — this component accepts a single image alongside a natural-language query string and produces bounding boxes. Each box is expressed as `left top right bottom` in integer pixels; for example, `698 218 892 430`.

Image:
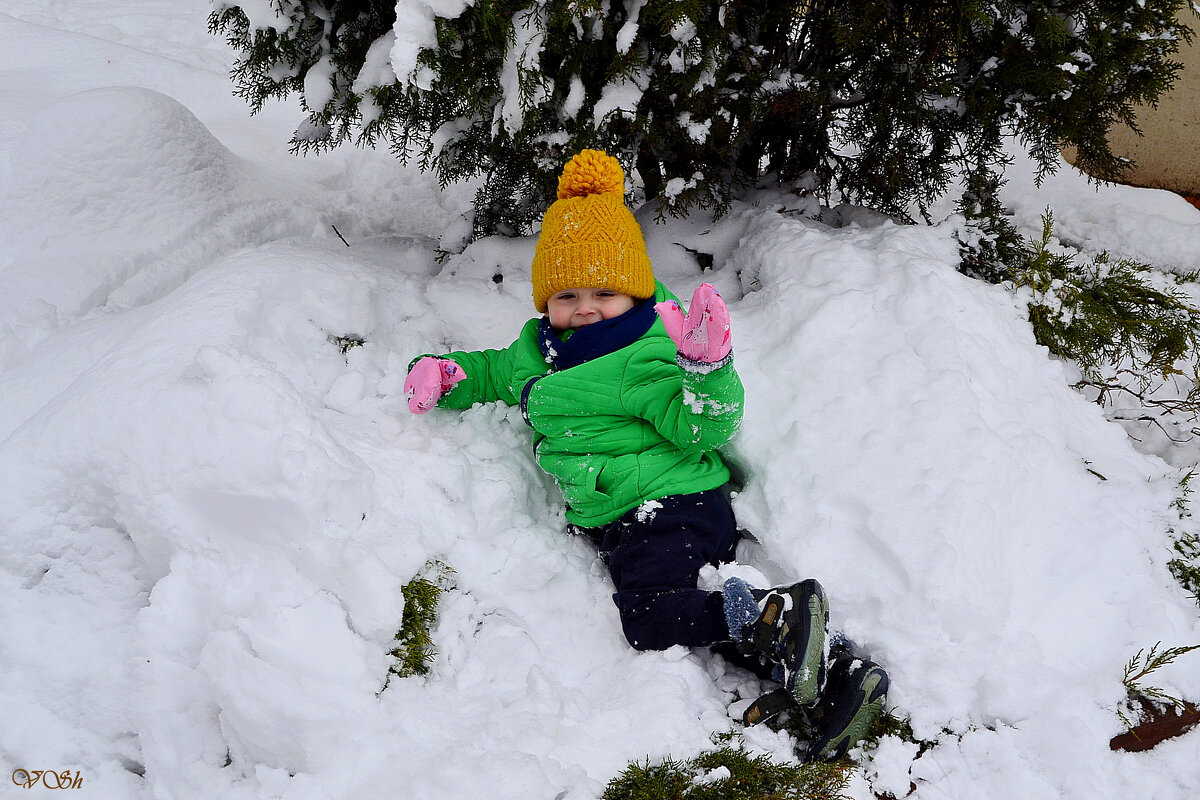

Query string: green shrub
602 737 850 800
955 166 1024 284
210 2 1195 238
1170 532 1200 608
385 560 455 684
1016 212 1200 383
1168 472 1200 608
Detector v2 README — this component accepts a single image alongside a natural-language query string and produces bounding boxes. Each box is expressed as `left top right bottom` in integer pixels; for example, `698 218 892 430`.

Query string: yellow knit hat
531 149 655 312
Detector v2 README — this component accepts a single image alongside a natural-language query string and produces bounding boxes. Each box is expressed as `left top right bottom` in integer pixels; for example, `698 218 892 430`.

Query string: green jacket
432 282 744 527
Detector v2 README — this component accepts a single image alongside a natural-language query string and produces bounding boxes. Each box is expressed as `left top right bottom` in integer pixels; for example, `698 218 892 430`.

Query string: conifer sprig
1014 211 1200 387
384 560 455 686
1168 471 1200 607
1119 641 1200 730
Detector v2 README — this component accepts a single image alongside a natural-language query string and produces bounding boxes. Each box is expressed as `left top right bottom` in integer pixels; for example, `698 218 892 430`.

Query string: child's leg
593 489 739 651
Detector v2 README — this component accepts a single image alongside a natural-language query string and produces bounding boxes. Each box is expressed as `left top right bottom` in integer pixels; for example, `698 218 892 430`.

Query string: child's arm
432 347 519 408
405 319 541 411
624 285 744 450
623 353 744 452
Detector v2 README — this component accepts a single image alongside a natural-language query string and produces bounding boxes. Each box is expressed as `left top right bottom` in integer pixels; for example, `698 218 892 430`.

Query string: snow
561 75 586 119
1000 148 1200 274
868 734 921 797
615 0 646 55
591 71 647 125
352 31 399 126
1 2 1198 800
232 0 288 32
692 764 732 785
389 1 473 87
303 55 335 112
495 6 548 136
678 111 713 143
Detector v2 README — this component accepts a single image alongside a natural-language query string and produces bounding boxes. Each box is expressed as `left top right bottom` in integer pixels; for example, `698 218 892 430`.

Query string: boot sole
782 579 828 706
805 660 889 762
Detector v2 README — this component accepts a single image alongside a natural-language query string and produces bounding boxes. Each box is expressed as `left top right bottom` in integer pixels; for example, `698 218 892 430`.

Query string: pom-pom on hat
531 149 655 312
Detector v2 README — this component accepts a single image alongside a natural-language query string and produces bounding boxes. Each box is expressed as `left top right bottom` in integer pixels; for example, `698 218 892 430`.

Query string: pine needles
210 2 1195 239
384 560 455 685
601 737 850 800
1119 642 1200 730
1170 530 1200 608
959 207 1200 397
961 209 1200 447
1017 211 1200 384
1168 471 1200 608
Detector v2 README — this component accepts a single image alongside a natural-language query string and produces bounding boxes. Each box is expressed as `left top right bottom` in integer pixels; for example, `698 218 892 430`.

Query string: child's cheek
552 300 580 329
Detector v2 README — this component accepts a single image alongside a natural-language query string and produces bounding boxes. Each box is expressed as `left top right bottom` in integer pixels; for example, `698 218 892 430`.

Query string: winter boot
802 655 889 762
741 687 797 727
723 577 830 706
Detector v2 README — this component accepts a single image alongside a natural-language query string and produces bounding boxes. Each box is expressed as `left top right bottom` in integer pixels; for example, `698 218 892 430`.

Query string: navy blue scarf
537 297 658 370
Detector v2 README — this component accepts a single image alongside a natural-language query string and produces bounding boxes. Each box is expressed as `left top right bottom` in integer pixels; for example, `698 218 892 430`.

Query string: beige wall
1076 12 1200 195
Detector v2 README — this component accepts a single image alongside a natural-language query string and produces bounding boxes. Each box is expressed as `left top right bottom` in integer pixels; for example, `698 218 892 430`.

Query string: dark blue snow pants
578 489 740 651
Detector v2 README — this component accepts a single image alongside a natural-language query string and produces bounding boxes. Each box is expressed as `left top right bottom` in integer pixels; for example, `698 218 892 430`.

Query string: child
404 149 888 761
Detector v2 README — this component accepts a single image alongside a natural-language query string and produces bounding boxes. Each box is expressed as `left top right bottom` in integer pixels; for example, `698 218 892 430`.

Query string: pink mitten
655 283 732 363
404 356 467 414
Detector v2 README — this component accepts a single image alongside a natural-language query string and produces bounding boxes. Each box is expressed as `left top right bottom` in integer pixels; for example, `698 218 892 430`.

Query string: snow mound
0 88 340 370
2 88 256 315
0 229 752 798
8 86 245 239
0 242 418 794
726 210 1200 795
0 87 475 373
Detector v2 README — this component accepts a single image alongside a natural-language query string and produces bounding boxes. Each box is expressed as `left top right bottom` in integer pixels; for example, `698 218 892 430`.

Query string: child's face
547 287 635 330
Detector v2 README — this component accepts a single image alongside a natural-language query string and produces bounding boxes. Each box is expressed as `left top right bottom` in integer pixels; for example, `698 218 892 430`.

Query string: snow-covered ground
1 2 1198 798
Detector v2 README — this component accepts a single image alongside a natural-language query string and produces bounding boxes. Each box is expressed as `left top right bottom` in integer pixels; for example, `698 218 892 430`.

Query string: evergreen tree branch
209 0 1197 238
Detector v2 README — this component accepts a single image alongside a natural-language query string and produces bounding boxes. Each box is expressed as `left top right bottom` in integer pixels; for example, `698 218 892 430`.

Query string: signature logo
11 770 84 790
